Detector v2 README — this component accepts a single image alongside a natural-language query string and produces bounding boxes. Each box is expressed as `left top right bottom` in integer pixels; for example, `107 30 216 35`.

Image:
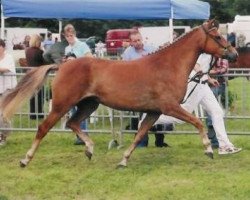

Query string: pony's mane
149 26 200 55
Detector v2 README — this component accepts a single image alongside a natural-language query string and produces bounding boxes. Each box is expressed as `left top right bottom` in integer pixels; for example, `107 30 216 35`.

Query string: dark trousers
136 124 173 147
30 89 44 119
128 113 173 147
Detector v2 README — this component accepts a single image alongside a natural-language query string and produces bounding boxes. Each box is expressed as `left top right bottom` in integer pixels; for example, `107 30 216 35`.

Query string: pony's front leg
162 105 213 158
117 144 136 168
117 113 159 168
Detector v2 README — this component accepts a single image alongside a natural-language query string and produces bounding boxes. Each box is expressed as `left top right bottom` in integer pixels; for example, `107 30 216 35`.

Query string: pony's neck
157 28 204 73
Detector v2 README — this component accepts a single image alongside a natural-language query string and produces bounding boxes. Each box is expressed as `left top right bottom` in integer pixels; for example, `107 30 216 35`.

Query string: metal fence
1 67 250 146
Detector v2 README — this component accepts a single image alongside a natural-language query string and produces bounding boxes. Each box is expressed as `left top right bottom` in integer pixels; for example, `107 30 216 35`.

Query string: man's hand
208 77 219 87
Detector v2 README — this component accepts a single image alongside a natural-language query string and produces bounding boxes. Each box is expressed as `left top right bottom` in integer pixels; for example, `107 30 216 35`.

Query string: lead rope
181 56 217 104
181 72 205 104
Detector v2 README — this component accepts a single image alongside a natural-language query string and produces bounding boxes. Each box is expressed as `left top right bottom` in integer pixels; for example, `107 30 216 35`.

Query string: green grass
226 77 250 116
0 132 249 200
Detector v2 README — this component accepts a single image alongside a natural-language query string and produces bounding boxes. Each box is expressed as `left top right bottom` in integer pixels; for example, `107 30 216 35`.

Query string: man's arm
209 59 228 75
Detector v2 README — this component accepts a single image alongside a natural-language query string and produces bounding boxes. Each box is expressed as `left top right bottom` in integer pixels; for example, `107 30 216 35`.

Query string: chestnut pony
229 44 250 69
0 20 237 168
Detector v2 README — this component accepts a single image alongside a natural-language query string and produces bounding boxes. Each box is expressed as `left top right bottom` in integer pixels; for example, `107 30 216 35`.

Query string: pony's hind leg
163 104 213 158
20 110 65 167
117 113 160 168
66 98 99 160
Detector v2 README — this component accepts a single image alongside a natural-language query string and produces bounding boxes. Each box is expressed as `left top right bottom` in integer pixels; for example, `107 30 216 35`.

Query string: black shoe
155 142 170 148
162 142 170 147
38 114 44 119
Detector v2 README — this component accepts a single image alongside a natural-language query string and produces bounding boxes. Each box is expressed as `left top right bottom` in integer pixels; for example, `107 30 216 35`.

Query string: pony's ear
207 18 219 29
204 18 214 26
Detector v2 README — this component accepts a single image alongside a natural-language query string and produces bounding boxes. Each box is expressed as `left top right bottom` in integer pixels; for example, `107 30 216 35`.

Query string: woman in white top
0 39 17 145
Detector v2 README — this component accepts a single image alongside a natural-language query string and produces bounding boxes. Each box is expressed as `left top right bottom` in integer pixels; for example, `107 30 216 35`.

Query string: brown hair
64 24 76 35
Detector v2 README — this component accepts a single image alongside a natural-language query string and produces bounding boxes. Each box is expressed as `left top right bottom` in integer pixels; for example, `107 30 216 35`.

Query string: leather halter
201 24 232 54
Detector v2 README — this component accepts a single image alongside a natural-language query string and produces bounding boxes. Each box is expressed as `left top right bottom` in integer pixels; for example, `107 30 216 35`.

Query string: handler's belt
191 79 208 84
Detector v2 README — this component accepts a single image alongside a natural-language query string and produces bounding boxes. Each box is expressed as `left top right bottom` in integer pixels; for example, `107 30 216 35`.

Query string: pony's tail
0 64 58 120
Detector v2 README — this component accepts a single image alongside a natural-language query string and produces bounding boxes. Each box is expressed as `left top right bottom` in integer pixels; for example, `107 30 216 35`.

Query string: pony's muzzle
222 52 238 62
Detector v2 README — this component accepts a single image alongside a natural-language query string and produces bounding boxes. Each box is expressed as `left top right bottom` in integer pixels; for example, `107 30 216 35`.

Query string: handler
139 53 242 155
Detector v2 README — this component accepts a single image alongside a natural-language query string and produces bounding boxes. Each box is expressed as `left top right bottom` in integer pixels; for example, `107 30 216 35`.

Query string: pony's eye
215 36 222 40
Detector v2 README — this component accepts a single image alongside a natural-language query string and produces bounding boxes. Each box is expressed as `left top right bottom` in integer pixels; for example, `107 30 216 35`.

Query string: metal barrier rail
1 67 250 146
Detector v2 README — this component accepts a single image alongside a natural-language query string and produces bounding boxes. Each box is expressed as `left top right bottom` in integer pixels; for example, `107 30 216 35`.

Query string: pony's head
201 19 238 62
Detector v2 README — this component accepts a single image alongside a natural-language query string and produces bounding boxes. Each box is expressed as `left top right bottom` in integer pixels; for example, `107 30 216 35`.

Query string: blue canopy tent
1 0 210 40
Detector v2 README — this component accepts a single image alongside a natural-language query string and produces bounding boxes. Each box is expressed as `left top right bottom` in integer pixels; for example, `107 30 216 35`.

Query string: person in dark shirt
25 34 45 119
43 32 68 64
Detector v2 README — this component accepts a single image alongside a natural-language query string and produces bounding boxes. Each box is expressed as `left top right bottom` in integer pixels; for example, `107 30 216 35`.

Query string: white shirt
189 53 212 81
122 44 156 61
0 52 17 94
65 39 91 58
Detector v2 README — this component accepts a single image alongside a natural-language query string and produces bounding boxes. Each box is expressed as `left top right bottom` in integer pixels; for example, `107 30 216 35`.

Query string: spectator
227 32 236 47
22 35 31 49
122 31 170 148
63 24 93 145
237 33 246 48
25 34 45 120
0 39 17 145
43 32 69 121
43 32 54 51
141 53 241 155
95 41 106 58
43 31 68 64
206 58 229 148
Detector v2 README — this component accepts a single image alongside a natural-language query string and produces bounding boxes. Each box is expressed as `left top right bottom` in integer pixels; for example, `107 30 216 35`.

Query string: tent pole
169 5 174 43
1 4 5 40
59 20 62 35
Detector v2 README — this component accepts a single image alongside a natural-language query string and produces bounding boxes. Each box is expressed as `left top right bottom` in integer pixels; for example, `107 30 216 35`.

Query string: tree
203 0 250 22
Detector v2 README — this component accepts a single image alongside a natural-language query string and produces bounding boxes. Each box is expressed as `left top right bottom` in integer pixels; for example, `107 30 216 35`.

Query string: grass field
0 132 249 200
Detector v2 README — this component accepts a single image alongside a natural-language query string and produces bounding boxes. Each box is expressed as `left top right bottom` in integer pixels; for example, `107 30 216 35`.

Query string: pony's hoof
205 152 214 159
116 160 127 169
19 160 27 168
85 150 92 160
116 163 127 169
